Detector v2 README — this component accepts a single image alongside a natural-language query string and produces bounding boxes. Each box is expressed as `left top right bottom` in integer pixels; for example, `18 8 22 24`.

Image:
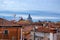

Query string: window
4 30 8 35
24 38 27 40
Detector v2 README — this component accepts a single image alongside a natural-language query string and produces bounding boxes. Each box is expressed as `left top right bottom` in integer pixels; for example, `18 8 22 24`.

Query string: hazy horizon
0 10 60 22
0 0 60 22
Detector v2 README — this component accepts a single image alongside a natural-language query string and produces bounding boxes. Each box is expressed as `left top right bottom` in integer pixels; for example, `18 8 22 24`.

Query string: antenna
13 14 16 21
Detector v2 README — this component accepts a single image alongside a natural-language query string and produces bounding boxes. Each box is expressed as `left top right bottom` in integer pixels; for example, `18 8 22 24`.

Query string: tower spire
27 14 32 22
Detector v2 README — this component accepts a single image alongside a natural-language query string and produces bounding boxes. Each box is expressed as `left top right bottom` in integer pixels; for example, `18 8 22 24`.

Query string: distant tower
27 14 32 22
13 14 16 20
20 17 24 20
18 17 24 22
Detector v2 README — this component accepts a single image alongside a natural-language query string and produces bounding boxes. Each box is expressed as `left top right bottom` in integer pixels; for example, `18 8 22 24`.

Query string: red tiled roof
37 27 57 33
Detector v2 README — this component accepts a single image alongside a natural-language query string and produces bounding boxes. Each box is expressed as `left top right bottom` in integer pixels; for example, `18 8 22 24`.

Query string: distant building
0 15 60 40
18 17 25 21
30 27 60 40
27 14 32 22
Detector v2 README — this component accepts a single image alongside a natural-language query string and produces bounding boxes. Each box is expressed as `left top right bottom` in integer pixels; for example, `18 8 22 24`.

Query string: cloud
0 13 13 17
0 0 60 13
0 14 60 20
32 16 60 19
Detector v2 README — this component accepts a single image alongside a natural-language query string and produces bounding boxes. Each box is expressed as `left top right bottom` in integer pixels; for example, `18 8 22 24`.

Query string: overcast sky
0 0 60 21
0 0 60 13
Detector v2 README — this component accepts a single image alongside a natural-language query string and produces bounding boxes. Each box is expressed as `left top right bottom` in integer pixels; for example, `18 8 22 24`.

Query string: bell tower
27 14 32 22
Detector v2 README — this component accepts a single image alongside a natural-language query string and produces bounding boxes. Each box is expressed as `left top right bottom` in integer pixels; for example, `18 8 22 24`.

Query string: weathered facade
0 27 20 40
0 14 60 40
